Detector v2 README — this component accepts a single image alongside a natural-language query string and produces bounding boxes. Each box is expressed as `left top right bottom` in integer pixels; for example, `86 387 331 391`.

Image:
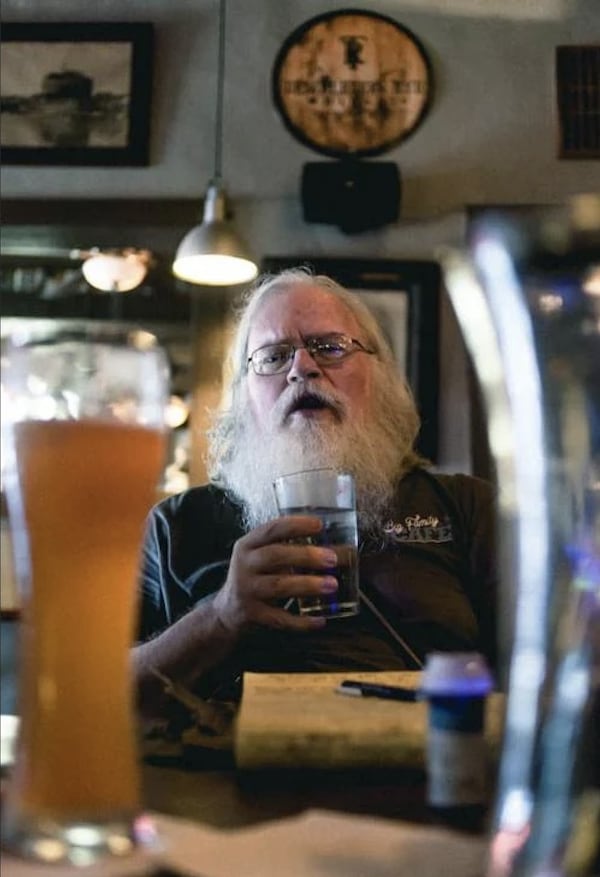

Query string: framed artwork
0 22 154 167
272 9 433 158
555 45 600 160
261 257 441 461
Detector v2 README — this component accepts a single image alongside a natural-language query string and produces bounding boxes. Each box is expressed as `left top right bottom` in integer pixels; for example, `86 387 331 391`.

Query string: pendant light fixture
81 248 152 292
172 0 258 287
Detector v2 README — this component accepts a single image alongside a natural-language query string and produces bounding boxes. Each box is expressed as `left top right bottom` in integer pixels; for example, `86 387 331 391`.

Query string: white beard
228 421 344 527
221 383 404 534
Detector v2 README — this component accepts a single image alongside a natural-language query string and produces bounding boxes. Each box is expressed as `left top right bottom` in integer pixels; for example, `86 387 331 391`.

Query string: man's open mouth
290 393 329 412
284 392 342 421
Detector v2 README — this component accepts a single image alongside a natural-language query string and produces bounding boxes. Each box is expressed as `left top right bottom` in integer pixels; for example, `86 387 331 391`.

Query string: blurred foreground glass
0 328 168 865
441 197 599 876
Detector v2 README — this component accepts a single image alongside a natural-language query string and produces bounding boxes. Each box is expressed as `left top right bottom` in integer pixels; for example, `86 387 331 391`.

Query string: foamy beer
1 327 168 865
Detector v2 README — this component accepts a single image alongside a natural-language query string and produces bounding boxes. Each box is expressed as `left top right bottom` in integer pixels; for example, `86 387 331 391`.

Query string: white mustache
273 385 346 425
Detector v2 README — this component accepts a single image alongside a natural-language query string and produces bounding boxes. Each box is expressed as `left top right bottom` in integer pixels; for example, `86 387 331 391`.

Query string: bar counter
1 615 492 876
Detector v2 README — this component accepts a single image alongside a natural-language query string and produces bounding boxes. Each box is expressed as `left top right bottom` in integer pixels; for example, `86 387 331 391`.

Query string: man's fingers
253 572 338 602
240 515 323 549
246 542 338 573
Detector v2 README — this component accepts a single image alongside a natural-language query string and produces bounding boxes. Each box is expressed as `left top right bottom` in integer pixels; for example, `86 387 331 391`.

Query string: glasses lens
310 335 353 361
253 344 293 374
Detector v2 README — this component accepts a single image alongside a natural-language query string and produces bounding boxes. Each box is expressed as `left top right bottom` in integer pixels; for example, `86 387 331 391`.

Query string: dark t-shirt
138 468 497 695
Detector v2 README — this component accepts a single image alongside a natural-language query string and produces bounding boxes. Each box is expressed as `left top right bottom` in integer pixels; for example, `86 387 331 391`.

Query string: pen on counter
335 679 420 702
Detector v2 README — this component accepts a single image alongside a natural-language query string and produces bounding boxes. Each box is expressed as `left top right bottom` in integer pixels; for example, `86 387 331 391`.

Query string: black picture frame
261 257 441 461
0 22 154 167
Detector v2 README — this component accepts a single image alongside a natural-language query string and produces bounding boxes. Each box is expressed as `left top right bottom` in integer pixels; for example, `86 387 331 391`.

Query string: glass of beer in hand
0 326 168 866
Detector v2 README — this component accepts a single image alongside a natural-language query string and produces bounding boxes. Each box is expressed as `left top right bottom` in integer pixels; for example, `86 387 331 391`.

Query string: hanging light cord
172 0 257 284
213 0 226 183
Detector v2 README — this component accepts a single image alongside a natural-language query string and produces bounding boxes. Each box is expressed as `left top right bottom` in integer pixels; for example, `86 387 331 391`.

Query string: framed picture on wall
555 45 600 159
0 22 154 167
261 257 441 461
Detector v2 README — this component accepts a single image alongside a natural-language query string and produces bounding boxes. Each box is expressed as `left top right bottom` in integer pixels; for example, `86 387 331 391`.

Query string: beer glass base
1 811 159 866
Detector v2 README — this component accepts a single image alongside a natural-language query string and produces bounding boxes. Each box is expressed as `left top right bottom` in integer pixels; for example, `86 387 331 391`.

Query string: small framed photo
555 45 600 160
0 22 154 167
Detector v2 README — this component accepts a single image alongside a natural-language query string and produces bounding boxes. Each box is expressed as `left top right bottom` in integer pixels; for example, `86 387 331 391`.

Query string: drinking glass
273 468 360 618
0 326 168 866
442 197 599 876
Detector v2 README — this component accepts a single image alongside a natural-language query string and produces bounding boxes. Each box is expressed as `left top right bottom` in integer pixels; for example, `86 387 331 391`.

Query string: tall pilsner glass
0 327 168 865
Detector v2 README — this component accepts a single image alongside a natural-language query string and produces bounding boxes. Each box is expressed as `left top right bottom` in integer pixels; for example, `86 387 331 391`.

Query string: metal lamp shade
172 184 258 286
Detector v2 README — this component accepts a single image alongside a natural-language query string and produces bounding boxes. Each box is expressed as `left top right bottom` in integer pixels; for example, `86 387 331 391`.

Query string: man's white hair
207 267 426 531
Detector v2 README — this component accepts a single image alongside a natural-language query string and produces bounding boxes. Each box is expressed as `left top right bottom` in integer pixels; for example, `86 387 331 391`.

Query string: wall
2 0 598 474
3 0 598 207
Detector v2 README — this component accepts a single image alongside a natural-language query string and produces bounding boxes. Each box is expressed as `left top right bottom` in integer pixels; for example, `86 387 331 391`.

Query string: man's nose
286 347 322 382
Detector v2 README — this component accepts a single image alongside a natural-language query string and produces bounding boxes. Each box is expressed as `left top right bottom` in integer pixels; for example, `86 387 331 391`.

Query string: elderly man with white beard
133 268 497 715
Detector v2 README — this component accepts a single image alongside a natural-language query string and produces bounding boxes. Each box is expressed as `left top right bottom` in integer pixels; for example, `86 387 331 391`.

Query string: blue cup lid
420 651 494 696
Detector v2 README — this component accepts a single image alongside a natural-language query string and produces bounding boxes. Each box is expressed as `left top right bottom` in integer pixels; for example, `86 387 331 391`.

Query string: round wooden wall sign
272 9 433 158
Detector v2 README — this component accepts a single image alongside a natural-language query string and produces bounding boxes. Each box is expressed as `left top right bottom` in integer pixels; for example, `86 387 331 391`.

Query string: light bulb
82 252 148 292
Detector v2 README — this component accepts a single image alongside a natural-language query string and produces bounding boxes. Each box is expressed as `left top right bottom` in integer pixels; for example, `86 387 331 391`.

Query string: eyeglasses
247 333 375 376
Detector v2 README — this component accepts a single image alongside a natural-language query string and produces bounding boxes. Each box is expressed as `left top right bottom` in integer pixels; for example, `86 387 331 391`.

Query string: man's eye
317 341 348 357
260 347 289 364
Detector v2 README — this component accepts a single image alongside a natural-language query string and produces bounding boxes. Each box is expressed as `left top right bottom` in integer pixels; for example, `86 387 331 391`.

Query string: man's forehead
248 286 360 345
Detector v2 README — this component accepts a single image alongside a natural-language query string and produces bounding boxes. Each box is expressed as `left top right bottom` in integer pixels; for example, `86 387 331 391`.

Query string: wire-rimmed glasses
247 333 375 376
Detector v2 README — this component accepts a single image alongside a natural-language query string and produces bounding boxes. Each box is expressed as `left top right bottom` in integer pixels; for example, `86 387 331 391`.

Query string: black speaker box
301 161 401 234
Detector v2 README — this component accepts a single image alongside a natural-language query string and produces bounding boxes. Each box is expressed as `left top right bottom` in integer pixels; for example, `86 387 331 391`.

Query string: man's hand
212 515 337 634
